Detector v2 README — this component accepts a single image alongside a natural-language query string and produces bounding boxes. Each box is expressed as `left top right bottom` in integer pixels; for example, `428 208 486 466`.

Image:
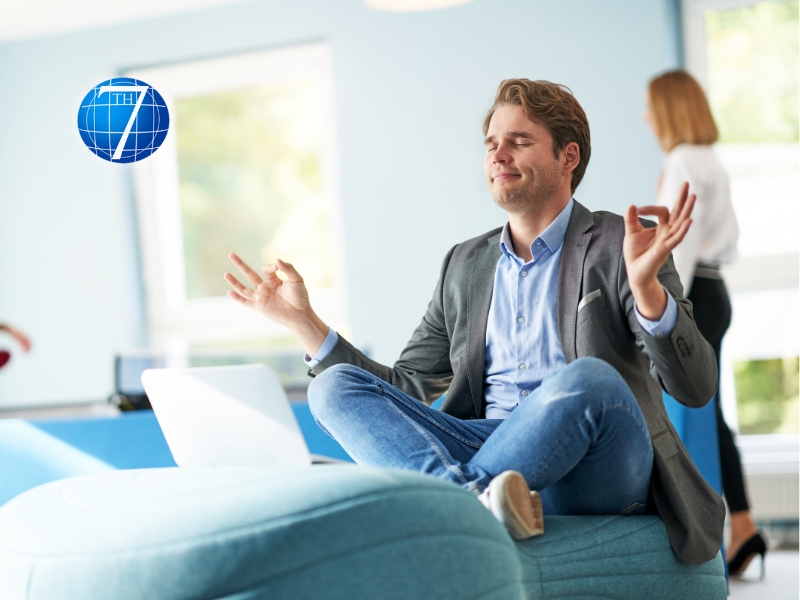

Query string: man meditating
224 79 725 564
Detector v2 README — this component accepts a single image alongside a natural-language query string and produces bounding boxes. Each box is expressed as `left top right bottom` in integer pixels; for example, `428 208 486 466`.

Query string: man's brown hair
483 79 591 194
648 70 719 152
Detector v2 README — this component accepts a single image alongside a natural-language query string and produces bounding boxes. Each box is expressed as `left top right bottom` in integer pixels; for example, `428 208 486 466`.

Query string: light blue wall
0 0 679 406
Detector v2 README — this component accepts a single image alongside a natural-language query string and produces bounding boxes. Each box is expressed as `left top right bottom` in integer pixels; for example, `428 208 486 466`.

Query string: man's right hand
224 254 329 357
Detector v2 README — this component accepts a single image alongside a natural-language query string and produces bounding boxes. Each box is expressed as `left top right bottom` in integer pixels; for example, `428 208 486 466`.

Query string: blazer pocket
578 289 602 312
576 290 606 328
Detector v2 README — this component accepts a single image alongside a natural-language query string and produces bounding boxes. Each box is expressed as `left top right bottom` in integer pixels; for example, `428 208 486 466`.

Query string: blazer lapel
466 235 502 417
558 201 594 363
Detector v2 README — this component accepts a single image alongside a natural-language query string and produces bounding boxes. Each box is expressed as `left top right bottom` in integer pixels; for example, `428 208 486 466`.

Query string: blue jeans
308 357 653 516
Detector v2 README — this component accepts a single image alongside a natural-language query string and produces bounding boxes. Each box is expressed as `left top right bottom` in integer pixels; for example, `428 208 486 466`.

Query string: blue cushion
30 411 177 469
0 466 523 600
29 406 352 469
663 393 722 495
0 408 353 509
0 420 113 506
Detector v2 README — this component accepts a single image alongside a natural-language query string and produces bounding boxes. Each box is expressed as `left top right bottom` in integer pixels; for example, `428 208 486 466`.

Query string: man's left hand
623 181 695 320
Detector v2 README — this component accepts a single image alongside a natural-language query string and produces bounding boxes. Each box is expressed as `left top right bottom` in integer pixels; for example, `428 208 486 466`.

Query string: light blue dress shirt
308 198 678 419
306 328 340 368
482 201 574 418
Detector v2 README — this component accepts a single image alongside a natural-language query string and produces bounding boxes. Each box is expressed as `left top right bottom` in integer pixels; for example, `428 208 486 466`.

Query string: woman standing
645 70 766 577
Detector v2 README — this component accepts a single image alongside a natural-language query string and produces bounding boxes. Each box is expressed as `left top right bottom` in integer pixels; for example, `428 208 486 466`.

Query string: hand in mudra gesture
224 254 329 356
224 254 312 327
623 181 696 319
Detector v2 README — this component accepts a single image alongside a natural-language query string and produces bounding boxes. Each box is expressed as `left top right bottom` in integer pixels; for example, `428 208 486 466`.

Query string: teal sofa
0 466 726 599
0 412 726 599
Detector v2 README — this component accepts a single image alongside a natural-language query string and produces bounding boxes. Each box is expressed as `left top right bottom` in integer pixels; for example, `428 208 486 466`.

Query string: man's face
483 104 563 215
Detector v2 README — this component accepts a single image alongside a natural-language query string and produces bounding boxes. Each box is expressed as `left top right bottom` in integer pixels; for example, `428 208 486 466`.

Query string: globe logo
77 78 169 163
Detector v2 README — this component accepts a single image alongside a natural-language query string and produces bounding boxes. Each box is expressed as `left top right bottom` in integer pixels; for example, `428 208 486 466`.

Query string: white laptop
141 364 335 467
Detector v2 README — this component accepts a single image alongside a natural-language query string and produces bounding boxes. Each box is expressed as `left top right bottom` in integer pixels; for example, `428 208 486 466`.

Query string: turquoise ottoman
0 466 725 599
517 516 725 598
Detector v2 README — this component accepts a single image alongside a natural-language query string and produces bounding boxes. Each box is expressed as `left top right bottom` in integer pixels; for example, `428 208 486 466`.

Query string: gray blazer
311 200 725 564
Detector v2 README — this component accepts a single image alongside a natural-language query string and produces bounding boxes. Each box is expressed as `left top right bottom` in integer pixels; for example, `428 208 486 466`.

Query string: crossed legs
308 357 653 516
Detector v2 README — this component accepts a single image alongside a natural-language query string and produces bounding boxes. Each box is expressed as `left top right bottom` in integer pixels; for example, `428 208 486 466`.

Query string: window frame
681 0 798 294
681 0 799 292
127 43 348 351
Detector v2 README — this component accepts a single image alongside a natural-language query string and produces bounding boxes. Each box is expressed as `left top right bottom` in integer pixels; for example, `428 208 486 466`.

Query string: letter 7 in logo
97 85 149 161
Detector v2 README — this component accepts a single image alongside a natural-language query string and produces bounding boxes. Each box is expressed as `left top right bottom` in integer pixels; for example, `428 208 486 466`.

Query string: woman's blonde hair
648 70 719 152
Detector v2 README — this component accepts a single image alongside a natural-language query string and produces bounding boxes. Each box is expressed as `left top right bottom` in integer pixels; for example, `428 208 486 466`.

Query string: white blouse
657 144 739 295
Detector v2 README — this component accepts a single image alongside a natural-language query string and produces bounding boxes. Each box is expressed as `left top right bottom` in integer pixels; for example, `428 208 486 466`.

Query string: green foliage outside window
174 78 335 300
706 1 799 144
735 358 799 434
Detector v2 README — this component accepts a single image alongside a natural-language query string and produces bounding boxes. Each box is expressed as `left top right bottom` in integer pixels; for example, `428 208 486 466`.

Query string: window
706 1 798 260
129 44 347 354
682 0 799 436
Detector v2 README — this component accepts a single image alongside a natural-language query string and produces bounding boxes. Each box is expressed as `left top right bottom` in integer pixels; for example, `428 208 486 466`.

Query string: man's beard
491 161 562 216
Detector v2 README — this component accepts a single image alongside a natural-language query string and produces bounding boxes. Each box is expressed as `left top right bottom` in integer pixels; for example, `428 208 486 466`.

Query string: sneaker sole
490 471 544 540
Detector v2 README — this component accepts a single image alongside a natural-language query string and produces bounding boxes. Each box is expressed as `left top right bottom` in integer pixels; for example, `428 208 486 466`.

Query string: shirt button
521 390 529 397
518 317 525 323
519 364 526 370
521 270 528 277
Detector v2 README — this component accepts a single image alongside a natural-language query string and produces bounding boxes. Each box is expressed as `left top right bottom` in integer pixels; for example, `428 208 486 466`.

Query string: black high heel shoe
728 531 767 579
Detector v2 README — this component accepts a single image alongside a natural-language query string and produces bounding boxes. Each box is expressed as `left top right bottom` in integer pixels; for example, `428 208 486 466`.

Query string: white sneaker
477 471 544 540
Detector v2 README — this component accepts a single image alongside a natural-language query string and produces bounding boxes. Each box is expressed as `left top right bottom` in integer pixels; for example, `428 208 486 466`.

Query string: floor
729 550 799 599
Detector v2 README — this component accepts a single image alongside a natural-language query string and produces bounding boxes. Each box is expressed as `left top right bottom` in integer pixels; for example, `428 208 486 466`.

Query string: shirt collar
499 198 575 259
